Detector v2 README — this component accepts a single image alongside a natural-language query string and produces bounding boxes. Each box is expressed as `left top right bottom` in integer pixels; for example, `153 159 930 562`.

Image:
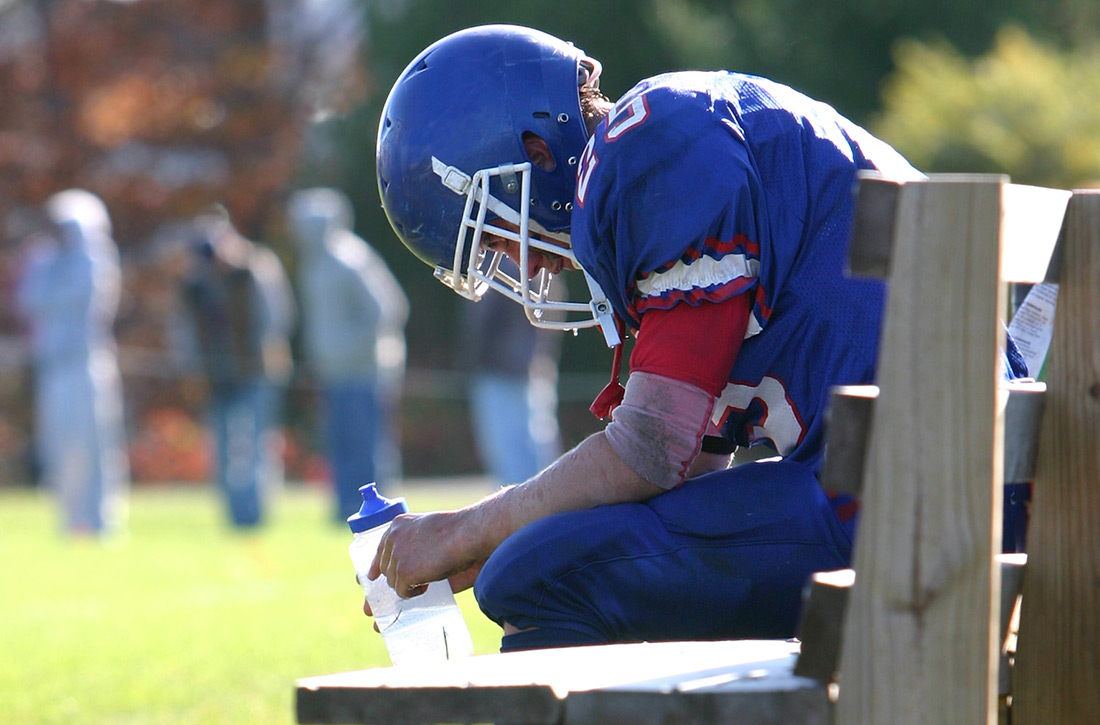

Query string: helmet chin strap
589 314 627 420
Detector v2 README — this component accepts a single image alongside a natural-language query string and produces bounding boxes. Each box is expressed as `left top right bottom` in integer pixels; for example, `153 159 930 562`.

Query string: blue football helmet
376 25 620 346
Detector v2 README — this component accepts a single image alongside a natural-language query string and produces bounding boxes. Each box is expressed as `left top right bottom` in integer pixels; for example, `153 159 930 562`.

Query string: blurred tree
0 0 365 483
0 0 364 245
873 27 1100 188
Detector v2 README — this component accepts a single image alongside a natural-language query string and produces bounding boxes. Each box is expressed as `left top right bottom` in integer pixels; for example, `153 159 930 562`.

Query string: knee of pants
473 508 628 634
473 532 542 629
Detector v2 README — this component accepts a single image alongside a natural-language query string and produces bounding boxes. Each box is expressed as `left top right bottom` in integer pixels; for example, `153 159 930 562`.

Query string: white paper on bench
297 639 806 699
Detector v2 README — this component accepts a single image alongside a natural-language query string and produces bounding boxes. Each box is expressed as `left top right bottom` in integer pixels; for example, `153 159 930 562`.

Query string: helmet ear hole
522 132 556 172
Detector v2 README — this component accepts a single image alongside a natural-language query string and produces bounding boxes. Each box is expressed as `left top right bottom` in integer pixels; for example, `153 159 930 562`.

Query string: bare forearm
456 431 663 561
372 430 665 598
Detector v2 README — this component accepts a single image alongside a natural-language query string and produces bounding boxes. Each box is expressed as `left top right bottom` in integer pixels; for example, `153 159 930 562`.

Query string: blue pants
325 380 383 521
209 380 277 528
35 354 129 535
475 459 854 651
470 373 560 485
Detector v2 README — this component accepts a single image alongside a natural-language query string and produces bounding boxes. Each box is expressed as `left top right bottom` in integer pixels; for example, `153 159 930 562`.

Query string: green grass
0 481 502 724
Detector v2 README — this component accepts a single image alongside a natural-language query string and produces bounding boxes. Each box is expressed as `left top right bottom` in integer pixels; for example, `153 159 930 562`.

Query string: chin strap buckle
583 270 620 347
589 315 627 420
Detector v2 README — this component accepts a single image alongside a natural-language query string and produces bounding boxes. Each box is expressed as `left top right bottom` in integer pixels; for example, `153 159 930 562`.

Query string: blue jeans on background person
36 353 129 535
324 379 389 521
209 379 277 528
470 373 559 486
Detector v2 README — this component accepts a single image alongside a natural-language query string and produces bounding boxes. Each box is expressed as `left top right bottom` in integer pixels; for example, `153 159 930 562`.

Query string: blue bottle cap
347 483 409 533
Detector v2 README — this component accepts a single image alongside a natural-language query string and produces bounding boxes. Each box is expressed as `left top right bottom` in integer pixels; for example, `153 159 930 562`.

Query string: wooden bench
295 176 1098 725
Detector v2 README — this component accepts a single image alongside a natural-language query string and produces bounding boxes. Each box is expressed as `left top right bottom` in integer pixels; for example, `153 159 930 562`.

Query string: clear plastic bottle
347 483 474 666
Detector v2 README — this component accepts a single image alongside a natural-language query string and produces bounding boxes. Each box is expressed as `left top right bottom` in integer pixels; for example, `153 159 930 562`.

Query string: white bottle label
1008 283 1058 379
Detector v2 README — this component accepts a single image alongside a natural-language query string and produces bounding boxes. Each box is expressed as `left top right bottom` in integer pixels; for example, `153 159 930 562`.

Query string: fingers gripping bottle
348 484 473 666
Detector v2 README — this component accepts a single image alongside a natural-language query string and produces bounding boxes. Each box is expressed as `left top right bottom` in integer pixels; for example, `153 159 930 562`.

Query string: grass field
0 480 502 724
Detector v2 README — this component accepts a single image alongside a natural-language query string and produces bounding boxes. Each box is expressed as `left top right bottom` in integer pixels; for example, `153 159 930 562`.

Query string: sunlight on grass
0 481 499 724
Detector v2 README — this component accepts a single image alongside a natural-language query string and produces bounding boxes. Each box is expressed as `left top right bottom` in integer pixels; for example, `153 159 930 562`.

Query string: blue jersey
570 71 923 472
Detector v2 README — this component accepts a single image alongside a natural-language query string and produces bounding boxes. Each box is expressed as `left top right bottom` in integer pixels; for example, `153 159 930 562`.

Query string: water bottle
348 483 474 666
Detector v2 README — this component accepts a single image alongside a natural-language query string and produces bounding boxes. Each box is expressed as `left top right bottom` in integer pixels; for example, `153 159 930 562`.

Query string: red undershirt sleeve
603 293 754 488
629 292 752 397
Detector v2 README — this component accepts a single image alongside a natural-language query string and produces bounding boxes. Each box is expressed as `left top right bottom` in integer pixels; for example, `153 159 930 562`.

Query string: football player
369 24 1024 650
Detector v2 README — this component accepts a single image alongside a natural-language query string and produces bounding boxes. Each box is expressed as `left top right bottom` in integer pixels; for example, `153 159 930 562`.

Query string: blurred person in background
15 189 130 537
288 187 409 520
176 208 296 528
459 258 562 487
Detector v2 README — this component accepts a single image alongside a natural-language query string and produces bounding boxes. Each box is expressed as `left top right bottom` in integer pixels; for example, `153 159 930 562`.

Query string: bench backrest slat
823 382 1047 495
1013 191 1100 725
836 176 1009 724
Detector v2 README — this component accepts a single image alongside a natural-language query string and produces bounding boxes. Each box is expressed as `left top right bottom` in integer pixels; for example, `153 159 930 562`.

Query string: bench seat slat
296 640 816 725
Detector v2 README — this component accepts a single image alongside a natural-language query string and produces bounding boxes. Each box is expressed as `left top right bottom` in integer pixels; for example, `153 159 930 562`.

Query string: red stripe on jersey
643 234 759 274
754 284 772 321
825 491 861 524
706 234 759 257
629 293 752 398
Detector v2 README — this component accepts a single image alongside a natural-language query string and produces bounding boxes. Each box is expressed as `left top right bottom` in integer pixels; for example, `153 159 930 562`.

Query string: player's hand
359 562 482 623
367 511 487 600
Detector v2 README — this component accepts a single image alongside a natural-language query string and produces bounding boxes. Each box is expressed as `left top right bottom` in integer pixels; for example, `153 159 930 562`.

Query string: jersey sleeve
571 79 785 334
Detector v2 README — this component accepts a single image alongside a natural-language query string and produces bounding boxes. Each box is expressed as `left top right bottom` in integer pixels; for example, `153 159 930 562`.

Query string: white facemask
431 156 620 347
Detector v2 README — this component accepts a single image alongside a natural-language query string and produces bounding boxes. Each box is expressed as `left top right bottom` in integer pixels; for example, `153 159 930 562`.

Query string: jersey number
711 376 806 455
576 94 651 208
605 95 649 141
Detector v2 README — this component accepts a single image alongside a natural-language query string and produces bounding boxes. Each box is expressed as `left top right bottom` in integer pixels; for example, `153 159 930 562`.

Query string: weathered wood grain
836 176 1008 724
1013 191 1100 725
